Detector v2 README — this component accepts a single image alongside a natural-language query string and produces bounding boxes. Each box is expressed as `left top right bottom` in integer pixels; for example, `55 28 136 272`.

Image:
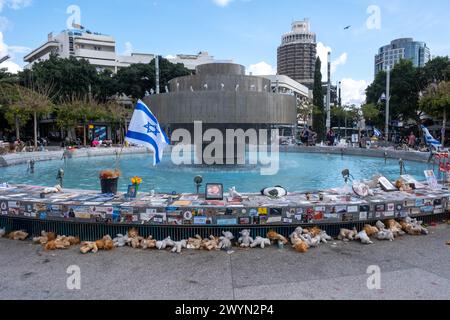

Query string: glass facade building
374 38 431 76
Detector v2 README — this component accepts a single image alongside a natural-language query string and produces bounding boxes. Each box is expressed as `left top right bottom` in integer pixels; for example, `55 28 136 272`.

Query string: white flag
125 100 170 165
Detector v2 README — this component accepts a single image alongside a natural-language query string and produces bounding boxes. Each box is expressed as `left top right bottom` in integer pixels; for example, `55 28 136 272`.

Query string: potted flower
99 169 121 195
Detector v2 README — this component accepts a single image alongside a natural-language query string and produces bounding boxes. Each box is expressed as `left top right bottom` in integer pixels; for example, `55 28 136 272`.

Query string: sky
0 0 449 105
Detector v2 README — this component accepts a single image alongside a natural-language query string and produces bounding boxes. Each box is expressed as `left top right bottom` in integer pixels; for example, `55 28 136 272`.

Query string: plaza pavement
0 224 449 300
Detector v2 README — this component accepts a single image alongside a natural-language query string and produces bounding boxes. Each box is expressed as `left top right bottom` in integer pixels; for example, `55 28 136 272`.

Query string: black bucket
100 178 119 194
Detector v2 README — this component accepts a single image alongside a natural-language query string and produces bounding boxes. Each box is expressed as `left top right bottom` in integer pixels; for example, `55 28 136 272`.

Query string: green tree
420 81 450 145
366 60 422 126
312 57 325 140
115 57 191 100
0 84 29 140
361 103 382 127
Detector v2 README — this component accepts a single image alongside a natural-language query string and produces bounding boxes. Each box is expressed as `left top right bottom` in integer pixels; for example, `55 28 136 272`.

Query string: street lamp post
385 66 391 142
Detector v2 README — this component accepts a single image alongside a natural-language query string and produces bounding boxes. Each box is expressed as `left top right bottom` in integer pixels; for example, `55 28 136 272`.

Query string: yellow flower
131 176 142 185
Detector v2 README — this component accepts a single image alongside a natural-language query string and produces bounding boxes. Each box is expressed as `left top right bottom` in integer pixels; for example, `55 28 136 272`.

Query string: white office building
24 29 154 73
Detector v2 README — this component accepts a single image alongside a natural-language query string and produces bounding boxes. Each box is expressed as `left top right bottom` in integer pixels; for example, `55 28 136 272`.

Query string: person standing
408 132 416 149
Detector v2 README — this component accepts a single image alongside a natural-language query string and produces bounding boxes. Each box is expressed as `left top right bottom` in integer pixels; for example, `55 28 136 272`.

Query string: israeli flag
373 128 382 138
421 125 442 150
126 100 170 166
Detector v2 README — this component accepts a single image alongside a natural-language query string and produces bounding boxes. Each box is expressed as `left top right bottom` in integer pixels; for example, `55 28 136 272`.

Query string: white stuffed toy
318 231 333 244
289 227 304 242
250 237 271 249
302 234 321 247
376 220 386 231
171 240 187 254
228 187 242 199
355 230 373 245
0 228 5 238
113 234 129 247
376 229 395 241
219 231 234 251
156 237 176 250
238 230 254 248
43 185 62 194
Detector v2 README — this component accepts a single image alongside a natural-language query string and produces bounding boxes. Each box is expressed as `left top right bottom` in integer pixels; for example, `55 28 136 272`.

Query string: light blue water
0 152 433 193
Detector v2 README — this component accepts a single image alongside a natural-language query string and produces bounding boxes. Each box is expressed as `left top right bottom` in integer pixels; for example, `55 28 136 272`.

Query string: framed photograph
205 183 224 200
126 185 138 199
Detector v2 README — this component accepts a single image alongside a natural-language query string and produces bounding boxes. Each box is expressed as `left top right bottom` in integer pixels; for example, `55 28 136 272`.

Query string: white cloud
213 0 233 7
340 78 368 106
316 42 347 81
247 61 276 75
0 31 28 73
0 0 32 12
123 42 133 56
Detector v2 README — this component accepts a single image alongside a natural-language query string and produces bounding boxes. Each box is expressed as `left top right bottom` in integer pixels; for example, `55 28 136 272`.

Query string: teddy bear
376 229 395 241
400 217 429 235
0 228 5 238
113 234 129 247
95 235 115 251
250 237 271 249
218 231 234 251
290 233 309 253
307 227 323 237
267 230 289 245
202 236 220 251
318 230 333 243
7 230 29 241
386 219 406 237
376 220 386 231
171 240 187 254
337 228 358 242
301 233 321 247
395 179 412 192
355 230 373 244
141 236 157 250
156 237 176 250
364 225 379 237
238 230 254 248
80 241 99 254
187 235 203 250
33 231 57 245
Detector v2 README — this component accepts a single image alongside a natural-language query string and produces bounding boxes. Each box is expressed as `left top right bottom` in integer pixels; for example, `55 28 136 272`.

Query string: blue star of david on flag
125 100 170 165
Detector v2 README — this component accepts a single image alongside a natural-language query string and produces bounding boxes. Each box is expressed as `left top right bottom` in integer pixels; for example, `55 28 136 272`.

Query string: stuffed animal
80 242 99 254
156 237 175 250
364 225 379 237
267 230 289 245
43 185 62 194
141 236 157 250
355 230 373 244
301 233 321 247
395 179 412 192
229 187 242 199
337 228 358 242
290 234 309 253
238 230 254 248
187 235 203 250
318 231 333 243
0 228 6 238
201 236 219 251
386 219 406 237
113 234 129 247
95 235 115 251
250 237 271 249
400 217 429 235
219 231 234 251
308 227 322 237
171 240 187 254
7 230 28 241
33 231 57 245
376 221 386 231
50 236 79 250
376 229 395 241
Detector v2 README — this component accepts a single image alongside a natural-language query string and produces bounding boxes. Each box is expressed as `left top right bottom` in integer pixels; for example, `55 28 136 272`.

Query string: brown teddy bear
95 235 115 251
386 219 406 237
290 234 309 253
7 230 29 241
337 228 358 242
80 242 99 254
187 235 203 250
141 236 157 249
267 230 289 245
364 225 379 237
201 236 219 251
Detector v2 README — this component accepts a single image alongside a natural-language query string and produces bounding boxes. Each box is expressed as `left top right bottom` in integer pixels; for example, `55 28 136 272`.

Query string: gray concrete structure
144 63 297 136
